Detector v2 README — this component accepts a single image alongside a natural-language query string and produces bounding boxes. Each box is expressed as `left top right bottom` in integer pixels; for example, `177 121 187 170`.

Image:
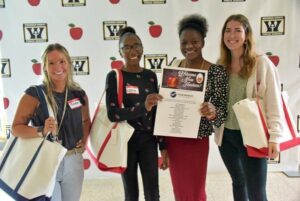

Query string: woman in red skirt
166 14 228 201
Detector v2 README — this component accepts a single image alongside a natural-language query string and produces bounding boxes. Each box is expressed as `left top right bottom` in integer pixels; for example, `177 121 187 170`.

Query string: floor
80 171 300 201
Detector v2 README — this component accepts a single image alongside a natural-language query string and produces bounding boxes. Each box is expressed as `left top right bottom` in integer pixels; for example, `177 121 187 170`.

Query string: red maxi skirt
165 136 209 201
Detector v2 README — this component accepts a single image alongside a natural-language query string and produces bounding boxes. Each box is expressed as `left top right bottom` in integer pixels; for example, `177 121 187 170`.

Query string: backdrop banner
1 0 299 177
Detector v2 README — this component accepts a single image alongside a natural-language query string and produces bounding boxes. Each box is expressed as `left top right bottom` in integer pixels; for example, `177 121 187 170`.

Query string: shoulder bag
87 69 134 173
0 85 67 200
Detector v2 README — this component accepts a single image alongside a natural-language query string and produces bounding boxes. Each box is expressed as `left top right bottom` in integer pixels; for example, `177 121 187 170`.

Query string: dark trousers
122 131 159 201
219 128 268 201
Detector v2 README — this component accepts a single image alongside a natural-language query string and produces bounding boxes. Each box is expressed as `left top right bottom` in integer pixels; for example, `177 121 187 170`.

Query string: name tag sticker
126 85 139 94
68 98 82 109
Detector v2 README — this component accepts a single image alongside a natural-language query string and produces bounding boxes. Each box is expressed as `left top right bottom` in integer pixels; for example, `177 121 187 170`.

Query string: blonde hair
41 43 81 115
218 14 257 78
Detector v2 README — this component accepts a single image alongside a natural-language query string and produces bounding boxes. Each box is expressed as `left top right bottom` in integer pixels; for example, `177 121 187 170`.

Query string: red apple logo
0 30 3 40
3 97 9 109
28 0 40 6
148 21 162 38
167 76 178 88
83 158 91 170
69 23 83 40
109 0 120 4
31 59 41 75
266 52 279 67
110 57 123 69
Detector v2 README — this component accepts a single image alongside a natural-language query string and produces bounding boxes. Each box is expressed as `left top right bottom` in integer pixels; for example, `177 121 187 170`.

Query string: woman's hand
44 117 57 136
268 142 280 159
145 93 163 112
76 139 85 149
199 102 216 120
159 149 169 170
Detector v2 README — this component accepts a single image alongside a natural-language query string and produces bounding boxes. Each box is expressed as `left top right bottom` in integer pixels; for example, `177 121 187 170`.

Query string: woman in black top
12 43 91 201
105 26 167 201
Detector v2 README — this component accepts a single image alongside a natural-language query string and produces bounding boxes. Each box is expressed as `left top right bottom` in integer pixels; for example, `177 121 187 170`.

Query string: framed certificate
154 66 208 138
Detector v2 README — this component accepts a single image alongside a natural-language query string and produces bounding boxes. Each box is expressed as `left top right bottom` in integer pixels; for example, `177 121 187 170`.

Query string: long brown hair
218 14 257 78
41 43 81 115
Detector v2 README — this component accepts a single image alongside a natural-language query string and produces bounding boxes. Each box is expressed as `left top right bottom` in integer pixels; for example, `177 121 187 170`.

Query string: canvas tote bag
87 69 134 173
233 65 300 158
0 86 67 200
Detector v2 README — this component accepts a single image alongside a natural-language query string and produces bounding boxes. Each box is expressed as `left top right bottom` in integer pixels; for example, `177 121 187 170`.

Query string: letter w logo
26 27 44 39
147 58 164 70
1 62 7 75
106 25 124 36
73 60 86 72
264 20 281 32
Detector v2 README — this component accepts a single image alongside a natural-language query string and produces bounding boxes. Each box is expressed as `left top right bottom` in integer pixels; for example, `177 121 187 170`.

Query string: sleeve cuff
269 134 281 143
157 137 167 150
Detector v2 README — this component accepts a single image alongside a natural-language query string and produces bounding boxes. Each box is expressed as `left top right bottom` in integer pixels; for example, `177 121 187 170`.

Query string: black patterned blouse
105 69 166 149
174 61 228 138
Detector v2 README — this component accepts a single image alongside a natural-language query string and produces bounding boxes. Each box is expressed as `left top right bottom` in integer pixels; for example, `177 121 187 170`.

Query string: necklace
51 88 68 140
56 88 68 135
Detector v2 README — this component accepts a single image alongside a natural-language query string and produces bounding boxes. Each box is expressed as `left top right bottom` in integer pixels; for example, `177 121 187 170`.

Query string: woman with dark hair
166 14 228 201
105 26 167 201
216 14 283 201
12 43 91 201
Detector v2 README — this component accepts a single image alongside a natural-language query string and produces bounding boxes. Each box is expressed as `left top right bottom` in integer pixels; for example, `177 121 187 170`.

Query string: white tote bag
0 85 67 200
0 136 66 200
232 97 269 157
87 69 134 173
233 92 300 158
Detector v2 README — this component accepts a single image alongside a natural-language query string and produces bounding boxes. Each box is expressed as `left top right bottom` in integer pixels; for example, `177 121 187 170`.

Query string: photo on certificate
154 66 208 138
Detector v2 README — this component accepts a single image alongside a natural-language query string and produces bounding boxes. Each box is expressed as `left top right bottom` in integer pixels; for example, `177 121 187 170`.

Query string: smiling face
180 28 204 61
223 20 246 54
119 35 143 68
45 50 69 85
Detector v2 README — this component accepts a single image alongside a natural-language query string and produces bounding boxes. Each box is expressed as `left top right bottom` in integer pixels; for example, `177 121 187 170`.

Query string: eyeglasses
120 44 143 53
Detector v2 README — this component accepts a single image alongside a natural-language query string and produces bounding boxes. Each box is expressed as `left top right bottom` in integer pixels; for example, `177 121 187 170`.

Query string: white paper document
154 66 208 138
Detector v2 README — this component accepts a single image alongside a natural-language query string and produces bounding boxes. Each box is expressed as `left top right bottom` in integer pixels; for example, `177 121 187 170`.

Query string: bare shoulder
18 94 39 112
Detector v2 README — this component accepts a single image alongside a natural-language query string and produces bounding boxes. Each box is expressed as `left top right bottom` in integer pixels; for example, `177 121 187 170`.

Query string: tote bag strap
92 69 123 124
101 68 123 107
35 85 50 118
0 85 51 192
113 68 124 108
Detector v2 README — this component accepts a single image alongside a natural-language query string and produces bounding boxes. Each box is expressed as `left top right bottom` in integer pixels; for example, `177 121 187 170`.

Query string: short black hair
178 14 208 38
118 26 141 48
118 26 136 37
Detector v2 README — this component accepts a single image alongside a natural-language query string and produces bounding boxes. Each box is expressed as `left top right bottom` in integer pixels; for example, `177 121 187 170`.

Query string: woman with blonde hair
12 43 91 201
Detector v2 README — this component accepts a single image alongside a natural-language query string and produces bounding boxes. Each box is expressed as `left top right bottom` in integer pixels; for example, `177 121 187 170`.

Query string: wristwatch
37 126 45 137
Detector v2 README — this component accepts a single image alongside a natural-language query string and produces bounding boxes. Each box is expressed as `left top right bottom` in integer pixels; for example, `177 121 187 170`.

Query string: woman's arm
260 56 283 143
209 65 229 127
12 94 41 138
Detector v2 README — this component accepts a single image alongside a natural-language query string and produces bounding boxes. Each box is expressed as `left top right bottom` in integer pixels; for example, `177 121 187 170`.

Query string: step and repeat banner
1 0 300 178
